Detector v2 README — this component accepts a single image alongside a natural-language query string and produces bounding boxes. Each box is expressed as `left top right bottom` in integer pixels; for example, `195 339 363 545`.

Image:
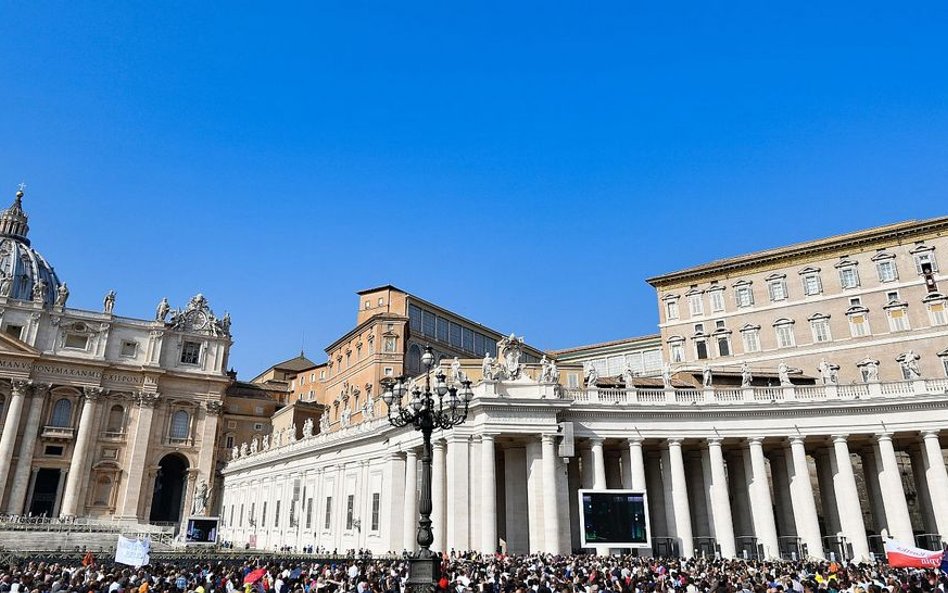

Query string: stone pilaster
116 392 159 520
6 382 48 514
60 387 105 517
0 380 31 506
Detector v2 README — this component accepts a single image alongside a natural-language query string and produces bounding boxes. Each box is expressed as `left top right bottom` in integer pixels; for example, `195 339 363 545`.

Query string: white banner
115 535 151 567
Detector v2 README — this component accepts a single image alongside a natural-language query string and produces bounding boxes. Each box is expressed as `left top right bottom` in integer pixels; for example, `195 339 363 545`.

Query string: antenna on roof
300 330 305 357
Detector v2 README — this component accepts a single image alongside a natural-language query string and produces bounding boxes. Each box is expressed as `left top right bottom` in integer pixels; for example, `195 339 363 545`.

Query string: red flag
244 569 267 586
82 551 95 567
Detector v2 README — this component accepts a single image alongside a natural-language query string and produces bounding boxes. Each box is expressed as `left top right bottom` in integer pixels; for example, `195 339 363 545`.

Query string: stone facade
647 217 948 385
0 187 244 525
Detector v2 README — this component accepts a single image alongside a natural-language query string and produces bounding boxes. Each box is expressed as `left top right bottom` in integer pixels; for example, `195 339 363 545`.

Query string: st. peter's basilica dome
0 187 62 306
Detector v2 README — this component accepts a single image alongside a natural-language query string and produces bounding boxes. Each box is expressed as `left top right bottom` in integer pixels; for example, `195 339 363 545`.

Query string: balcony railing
563 379 935 406
41 426 75 440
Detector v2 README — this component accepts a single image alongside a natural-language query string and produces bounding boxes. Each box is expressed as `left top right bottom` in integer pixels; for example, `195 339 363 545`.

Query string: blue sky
2 3 947 375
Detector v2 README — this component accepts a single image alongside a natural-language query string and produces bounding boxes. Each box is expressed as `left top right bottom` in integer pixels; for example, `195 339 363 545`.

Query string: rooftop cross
16 182 26 193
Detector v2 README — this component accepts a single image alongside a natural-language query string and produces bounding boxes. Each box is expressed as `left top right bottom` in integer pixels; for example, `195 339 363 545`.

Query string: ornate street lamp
381 345 473 593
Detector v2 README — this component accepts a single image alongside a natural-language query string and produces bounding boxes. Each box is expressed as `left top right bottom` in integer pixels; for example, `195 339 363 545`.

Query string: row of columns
398 432 563 555
608 431 947 560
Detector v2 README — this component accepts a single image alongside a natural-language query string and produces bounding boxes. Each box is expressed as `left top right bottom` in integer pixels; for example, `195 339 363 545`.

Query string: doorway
149 454 189 523
28 468 61 517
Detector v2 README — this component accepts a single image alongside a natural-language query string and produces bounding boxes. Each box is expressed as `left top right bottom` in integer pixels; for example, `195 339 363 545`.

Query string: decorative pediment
685 286 704 296
764 273 787 281
807 312 831 322
909 243 935 255
167 294 231 337
834 258 859 269
661 293 680 301
666 335 685 344
856 358 880 367
60 320 105 335
922 292 947 304
846 305 870 315
798 266 821 275
871 250 896 262
739 323 761 332
773 318 795 326
937 347 948 358
0 330 39 355
732 279 753 287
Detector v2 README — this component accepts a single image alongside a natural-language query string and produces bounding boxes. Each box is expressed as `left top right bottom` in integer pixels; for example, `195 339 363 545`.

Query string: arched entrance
149 453 189 523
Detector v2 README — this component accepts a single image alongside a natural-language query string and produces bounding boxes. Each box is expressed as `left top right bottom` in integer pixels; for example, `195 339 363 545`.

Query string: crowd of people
1 552 946 593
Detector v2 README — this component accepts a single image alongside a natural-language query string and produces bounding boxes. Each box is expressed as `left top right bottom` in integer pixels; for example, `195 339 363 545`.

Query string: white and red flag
884 539 945 568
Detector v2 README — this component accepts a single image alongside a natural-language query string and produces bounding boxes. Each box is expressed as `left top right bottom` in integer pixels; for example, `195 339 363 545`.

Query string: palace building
0 186 273 528
220 217 948 562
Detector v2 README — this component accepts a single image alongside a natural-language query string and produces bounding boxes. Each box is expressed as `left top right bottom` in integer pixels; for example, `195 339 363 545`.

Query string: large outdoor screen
578 489 650 548
185 517 219 544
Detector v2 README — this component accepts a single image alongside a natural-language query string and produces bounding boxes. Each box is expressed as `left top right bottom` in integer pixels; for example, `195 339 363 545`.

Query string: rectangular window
306 498 313 529
717 336 731 357
408 305 422 332
422 310 436 337
877 260 898 283
768 280 788 301
567 373 579 388
666 300 679 320
462 327 475 352
250 502 256 526
742 330 760 353
695 339 708 360
240 504 244 527
371 493 381 531
811 320 831 343
735 286 754 308
669 343 684 363
942 357 948 377
709 291 725 312
346 494 355 530
274 500 280 527
180 341 201 364
448 322 462 347
915 252 938 274
839 267 860 289
225 435 235 448
261 501 267 527
120 341 137 357
4 324 23 340
775 325 795 348
929 302 948 326
64 333 88 349
849 297 862 307
888 309 910 332
230 505 234 526
802 273 822 296
886 290 900 303
688 294 704 316
849 314 870 337
437 316 449 343
474 333 485 355
324 497 332 530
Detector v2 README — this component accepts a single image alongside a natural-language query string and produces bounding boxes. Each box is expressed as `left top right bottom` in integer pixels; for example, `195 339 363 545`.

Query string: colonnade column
431 439 447 553
480 434 497 554
541 434 561 553
628 438 647 490
60 387 104 517
446 435 470 552
787 437 823 559
0 380 30 505
921 431 948 541
831 435 870 560
403 448 418 552
6 383 49 514
706 438 736 558
874 434 914 543
590 438 607 489
667 438 694 557
747 438 779 559
116 393 158 520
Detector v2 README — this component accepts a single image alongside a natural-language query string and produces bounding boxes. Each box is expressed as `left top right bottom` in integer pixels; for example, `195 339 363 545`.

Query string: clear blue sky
2 3 947 376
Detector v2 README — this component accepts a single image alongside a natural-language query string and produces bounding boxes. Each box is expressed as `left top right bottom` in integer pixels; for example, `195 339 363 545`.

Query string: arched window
170 410 190 439
407 344 421 372
93 476 112 506
50 398 73 427
106 405 125 433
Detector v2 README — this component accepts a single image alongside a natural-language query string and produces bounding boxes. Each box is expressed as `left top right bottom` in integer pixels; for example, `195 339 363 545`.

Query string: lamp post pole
381 346 473 593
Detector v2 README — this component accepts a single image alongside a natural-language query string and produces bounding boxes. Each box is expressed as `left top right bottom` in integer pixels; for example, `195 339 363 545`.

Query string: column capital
788 435 806 446
666 437 683 446
541 433 557 445
831 434 850 444
82 386 106 401
30 382 51 397
432 439 446 451
627 437 644 446
10 379 31 396
876 432 894 443
746 436 765 447
588 437 604 446
480 432 497 442
706 437 724 446
404 447 418 457
921 430 941 440
138 391 160 407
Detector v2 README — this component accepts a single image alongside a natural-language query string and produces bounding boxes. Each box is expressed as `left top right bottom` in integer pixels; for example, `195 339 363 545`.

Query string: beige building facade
0 187 256 527
647 218 948 384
